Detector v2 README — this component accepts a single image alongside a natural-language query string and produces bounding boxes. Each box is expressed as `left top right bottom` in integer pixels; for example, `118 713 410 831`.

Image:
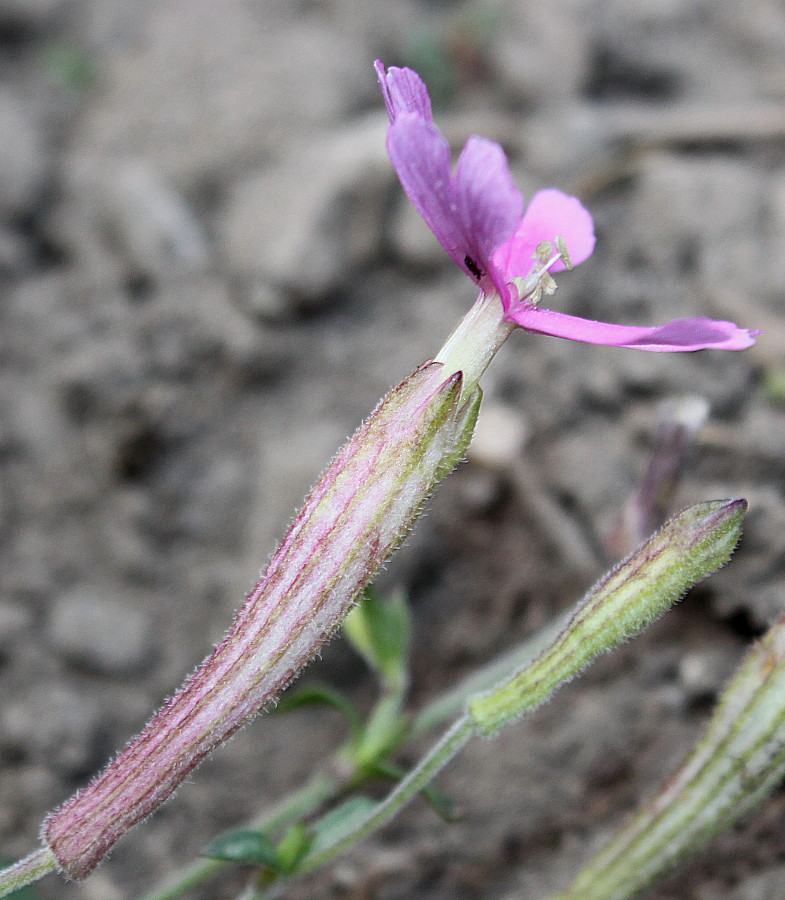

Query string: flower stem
133 614 568 900
435 292 514 398
137 773 338 900
299 715 476 874
134 501 744 900
0 848 57 899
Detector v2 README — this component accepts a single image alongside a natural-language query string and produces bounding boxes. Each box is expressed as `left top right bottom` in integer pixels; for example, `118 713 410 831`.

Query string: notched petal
375 61 432 123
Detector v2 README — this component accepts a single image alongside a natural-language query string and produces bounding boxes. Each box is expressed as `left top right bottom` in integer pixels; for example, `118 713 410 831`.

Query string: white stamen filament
515 247 565 306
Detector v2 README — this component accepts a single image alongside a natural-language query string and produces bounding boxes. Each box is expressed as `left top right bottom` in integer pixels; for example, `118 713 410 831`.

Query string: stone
0 602 34 653
389 194 448 271
678 649 737 704
220 116 391 313
46 587 155 674
0 683 103 777
60 157 208 281
66 1 369 182
96 159 208 275
731 865 785 900
493 0 590 107
0 0 68 26
468 403 529 471
612 154 765 314
0 92 48 216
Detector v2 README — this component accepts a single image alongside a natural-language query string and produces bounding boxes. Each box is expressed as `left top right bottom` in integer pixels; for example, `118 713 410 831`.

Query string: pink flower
376 61 758 352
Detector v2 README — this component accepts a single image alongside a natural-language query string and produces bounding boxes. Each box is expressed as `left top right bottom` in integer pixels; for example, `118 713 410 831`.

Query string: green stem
135 615 566 900
299 715 476 874
137 774 338 900
0 848 57 899
434 292 513 398
412 614 568 736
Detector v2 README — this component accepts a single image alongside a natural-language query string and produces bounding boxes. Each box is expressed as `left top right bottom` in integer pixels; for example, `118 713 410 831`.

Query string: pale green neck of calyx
434 293 514 398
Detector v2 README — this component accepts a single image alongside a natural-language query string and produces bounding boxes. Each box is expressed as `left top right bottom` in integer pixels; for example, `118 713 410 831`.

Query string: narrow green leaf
343 588 411 687
351 694 408 768
470 500 747 735
419 782 460 822
365 760 459 822
274 824 311 874
202 830 278 868
273 686 363 743
361 759 403 782
309 797 379 858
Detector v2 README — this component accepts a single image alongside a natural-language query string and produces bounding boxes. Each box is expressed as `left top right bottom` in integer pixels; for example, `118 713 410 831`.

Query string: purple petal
386 117 521 298
375 61 432 123
454 137 523 299
386 114 470 272
506 308 760 351
495 189 595 278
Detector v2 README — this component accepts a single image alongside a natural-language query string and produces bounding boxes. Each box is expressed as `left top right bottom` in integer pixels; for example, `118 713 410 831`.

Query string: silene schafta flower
375 59 758 385
2 62 757 894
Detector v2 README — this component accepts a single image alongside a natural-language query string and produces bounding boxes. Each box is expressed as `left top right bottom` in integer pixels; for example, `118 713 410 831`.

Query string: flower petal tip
375 60 432 123
384 101 520 293
622 318 761 352
504 311 760 352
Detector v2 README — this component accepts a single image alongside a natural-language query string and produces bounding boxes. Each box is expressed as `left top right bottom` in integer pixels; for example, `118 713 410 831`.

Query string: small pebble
458 468 501 514
679 650 736 703
0 684 103 777
468 404 529 471
219 118 390 313
78 871 126 900
0 92 49 215
47 587 155 674
94 159 209 277
0 601 34 652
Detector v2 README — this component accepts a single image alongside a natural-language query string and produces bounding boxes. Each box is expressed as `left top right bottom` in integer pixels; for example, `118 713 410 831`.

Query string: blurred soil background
1 1 785 898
